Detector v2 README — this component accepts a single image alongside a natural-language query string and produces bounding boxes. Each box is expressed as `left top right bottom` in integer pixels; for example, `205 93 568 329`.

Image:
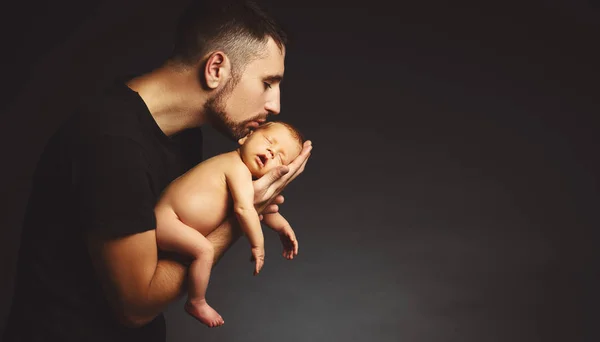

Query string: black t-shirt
3 82 203 342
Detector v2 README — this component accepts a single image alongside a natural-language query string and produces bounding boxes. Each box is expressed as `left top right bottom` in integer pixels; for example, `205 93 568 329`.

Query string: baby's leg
155 205 224 327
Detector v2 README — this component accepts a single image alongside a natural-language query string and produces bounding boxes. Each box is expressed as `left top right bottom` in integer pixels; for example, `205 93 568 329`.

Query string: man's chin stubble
204 97 244 140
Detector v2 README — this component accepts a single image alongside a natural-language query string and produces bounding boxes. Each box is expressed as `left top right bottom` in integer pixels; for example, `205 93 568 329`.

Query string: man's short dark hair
169 0 287 81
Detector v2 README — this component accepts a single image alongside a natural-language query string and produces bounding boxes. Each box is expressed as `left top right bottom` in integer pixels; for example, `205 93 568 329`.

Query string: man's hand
253 140 312 213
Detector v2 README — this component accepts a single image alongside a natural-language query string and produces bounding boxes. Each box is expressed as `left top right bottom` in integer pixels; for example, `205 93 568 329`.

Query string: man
3 1 312 341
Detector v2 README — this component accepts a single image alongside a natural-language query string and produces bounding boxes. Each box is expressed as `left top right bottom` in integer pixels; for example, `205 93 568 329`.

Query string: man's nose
265 89 281 115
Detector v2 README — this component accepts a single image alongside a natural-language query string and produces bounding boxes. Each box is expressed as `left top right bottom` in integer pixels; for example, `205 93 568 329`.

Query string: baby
155 121 304 328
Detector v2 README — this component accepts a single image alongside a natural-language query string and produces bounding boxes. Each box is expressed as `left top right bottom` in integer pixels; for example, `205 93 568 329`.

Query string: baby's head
238 121 304 178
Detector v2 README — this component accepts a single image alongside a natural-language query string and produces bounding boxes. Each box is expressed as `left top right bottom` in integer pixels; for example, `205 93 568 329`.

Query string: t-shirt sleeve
72 135 157 238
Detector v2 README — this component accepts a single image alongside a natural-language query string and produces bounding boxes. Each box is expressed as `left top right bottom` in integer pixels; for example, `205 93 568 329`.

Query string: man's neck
126 63 209 136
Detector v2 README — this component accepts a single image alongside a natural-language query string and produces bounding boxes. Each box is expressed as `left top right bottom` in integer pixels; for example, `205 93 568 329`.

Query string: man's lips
247 117 268 129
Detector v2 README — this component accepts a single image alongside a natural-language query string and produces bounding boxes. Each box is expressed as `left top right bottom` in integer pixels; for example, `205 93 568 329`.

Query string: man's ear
203 51 231 90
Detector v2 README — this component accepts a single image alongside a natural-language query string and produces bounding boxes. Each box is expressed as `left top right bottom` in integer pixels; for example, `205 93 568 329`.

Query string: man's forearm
145 257 188 308
148 216 241 304
206 214 243 266
122 216 242 326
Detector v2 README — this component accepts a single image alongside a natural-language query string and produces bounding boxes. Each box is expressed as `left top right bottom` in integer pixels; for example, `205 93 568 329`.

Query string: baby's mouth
257 154 268 167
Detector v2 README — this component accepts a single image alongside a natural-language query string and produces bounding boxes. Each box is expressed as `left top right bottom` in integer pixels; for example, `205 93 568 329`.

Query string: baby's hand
278 227 298 260
250 246 265 275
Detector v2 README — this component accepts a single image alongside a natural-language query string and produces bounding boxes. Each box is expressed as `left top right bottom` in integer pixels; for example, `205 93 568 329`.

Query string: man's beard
204 79 262 141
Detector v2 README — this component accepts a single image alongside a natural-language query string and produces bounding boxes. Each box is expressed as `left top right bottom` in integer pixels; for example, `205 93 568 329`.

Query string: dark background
1 0 598 341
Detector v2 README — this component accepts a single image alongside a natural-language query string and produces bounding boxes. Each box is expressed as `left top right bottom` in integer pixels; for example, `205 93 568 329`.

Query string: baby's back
157 151 242 236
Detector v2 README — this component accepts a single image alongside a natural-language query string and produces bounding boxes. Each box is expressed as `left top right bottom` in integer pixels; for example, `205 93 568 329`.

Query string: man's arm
75 136 239 327
208 216 244 266
86 215 241 328
84 138 312 328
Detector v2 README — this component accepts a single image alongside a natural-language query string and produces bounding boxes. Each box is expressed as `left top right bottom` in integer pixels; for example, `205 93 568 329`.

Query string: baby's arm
262 212 299 260
225 165 265 275
262 212 289 233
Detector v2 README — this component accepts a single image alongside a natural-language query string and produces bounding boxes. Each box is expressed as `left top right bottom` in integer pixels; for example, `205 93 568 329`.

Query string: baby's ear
238 135 249 145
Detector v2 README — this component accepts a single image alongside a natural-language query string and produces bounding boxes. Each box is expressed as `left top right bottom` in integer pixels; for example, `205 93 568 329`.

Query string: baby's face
239 123 302 178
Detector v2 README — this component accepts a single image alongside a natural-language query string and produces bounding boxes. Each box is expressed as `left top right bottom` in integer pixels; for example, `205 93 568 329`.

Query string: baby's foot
185 298 224 328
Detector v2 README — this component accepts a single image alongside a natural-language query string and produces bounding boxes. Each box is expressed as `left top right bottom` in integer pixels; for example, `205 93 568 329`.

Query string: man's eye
264 82 272 89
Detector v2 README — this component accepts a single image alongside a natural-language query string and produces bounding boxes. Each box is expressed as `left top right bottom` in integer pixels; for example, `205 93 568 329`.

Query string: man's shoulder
63 81 147 144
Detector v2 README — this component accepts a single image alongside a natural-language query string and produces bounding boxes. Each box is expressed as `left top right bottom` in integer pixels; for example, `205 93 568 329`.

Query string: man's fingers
289 142 312 171
273 165 290 180
298 152 310 173
262 204 279 214
262 196 284 213
271 150 310 195
280 143 311 181
253 141 312 212
287 155 310 184
282 142 312 185
272 195 284 205
263 141 311 189
255 165 290 191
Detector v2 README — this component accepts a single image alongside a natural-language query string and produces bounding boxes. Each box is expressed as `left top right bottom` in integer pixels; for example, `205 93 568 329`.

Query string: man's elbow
109 296 157 328
115 308 157 328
